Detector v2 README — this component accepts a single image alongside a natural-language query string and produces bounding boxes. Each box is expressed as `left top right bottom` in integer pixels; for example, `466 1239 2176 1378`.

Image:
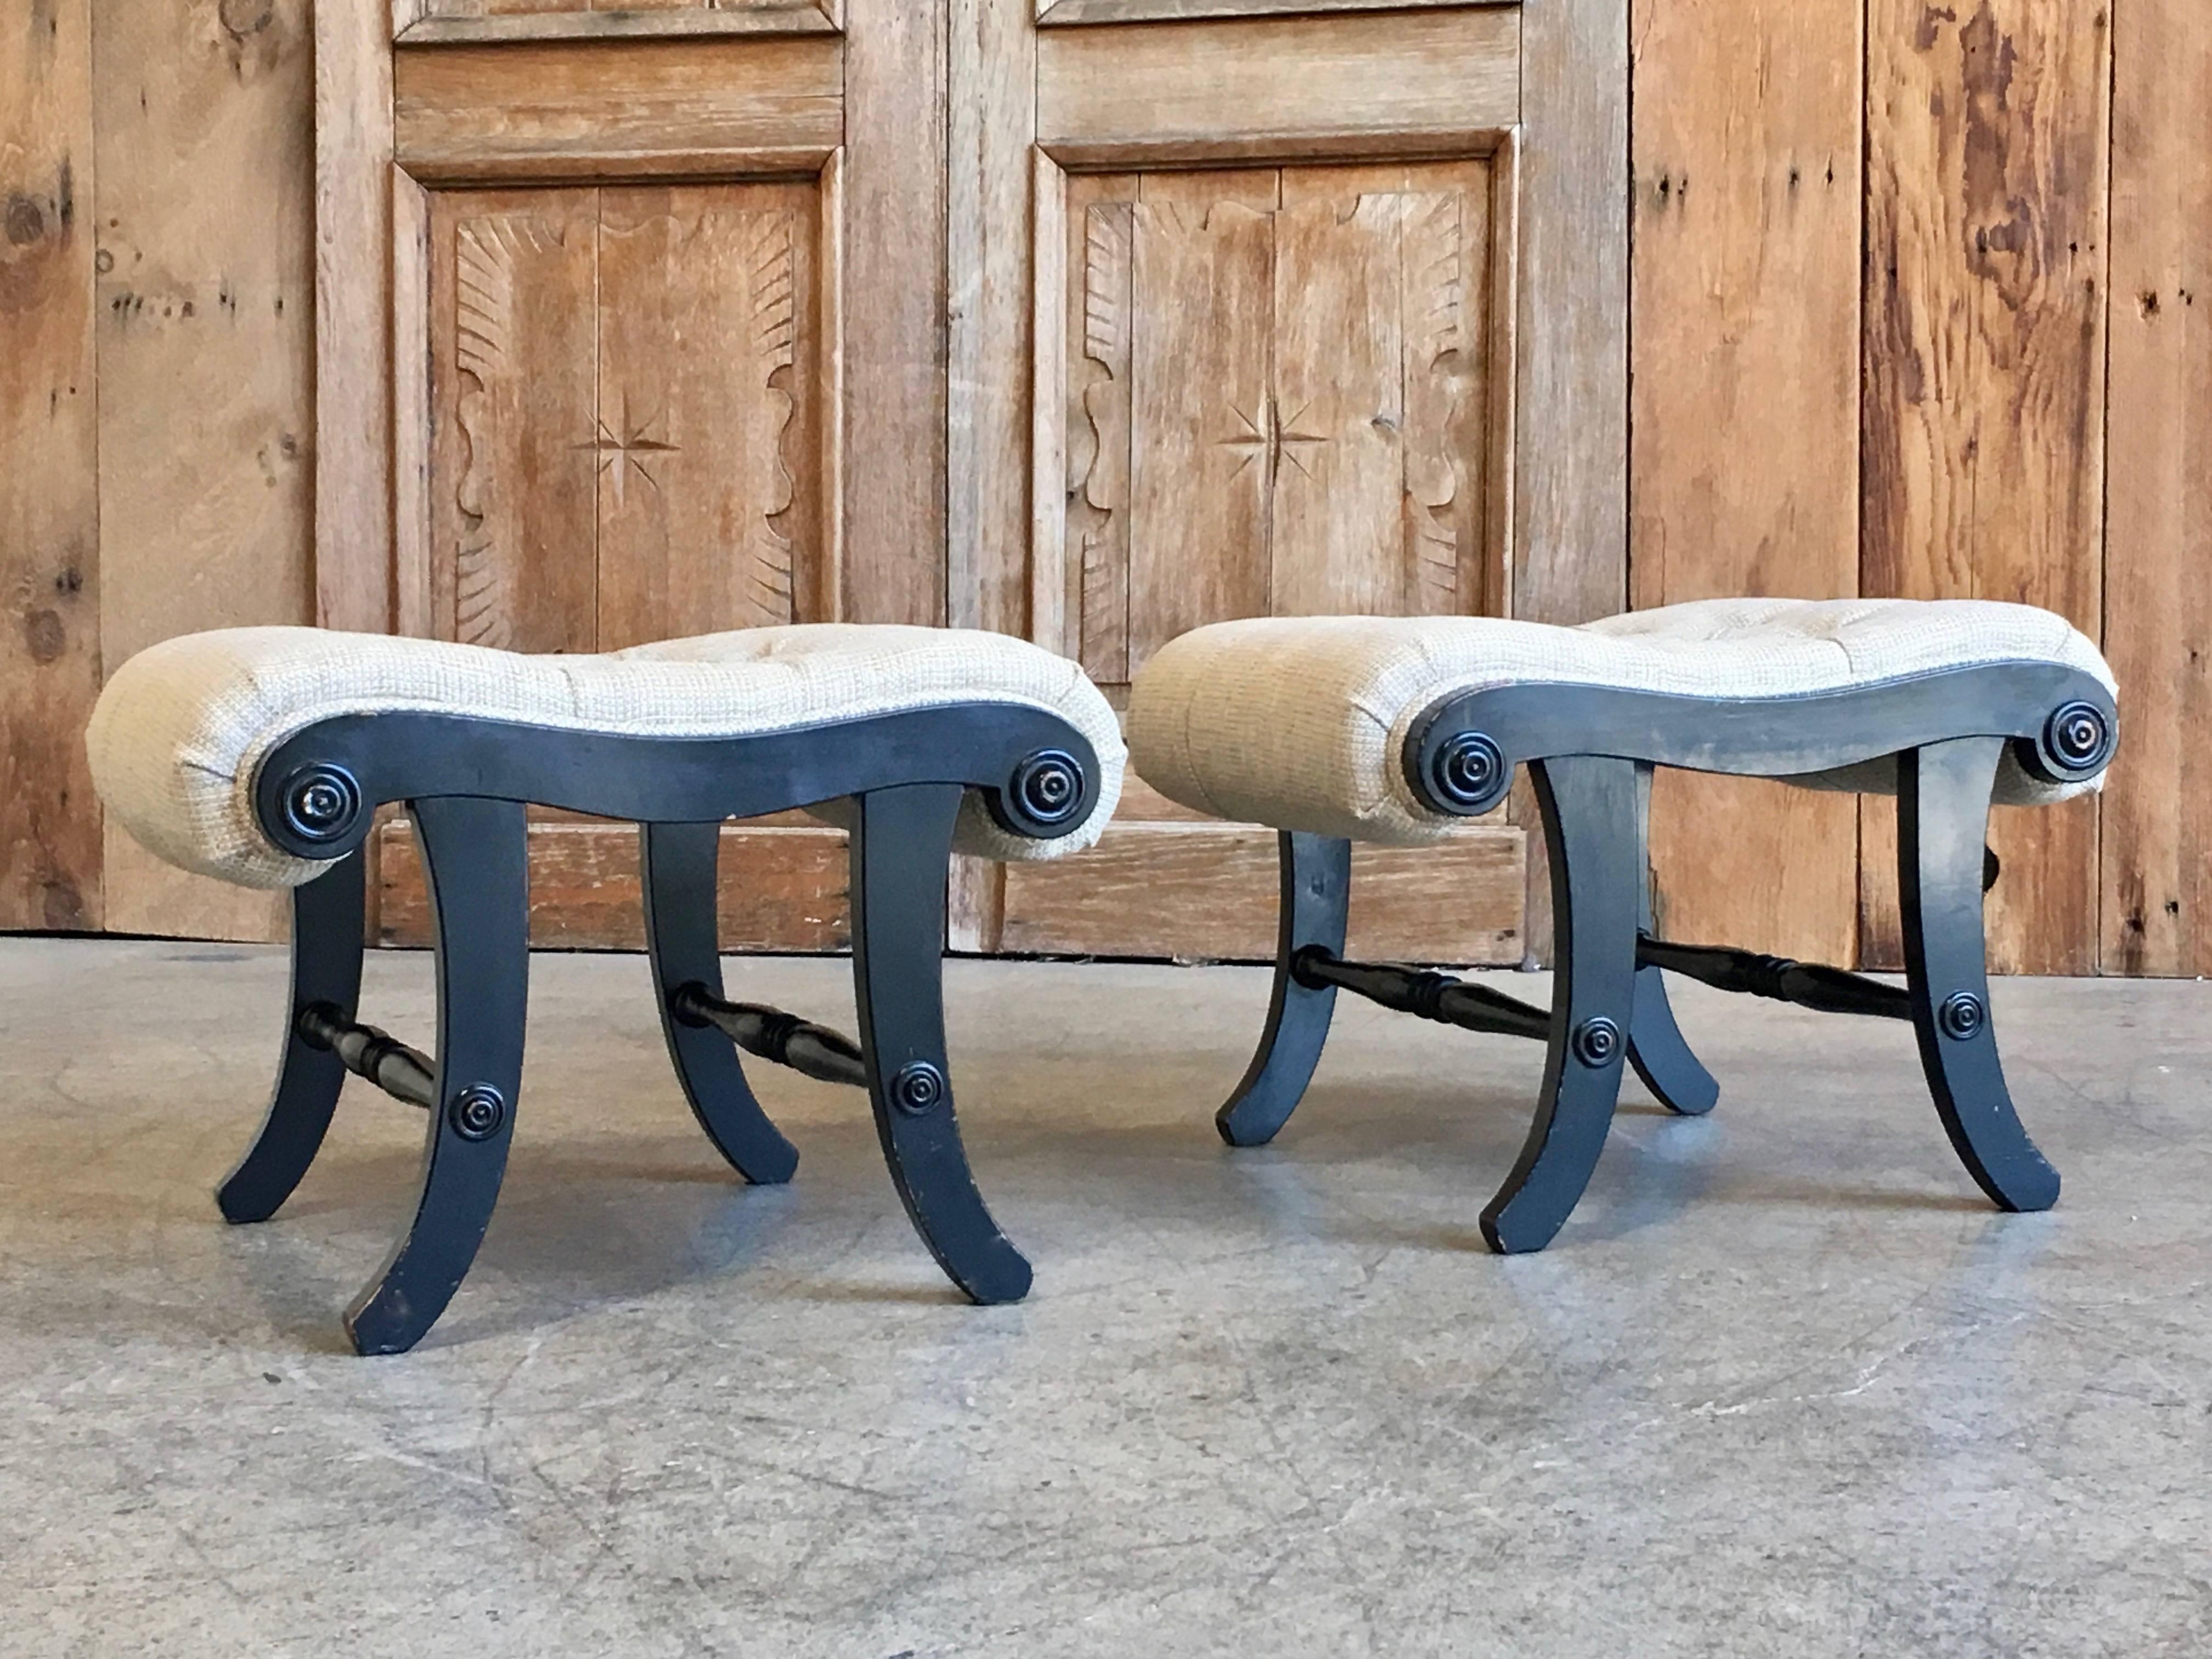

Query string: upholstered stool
90 624 1124 1352
1129 599 2117 1251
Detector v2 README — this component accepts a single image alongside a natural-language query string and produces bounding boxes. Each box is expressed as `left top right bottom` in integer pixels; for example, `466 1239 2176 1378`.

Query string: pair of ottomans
87 600 2118 1352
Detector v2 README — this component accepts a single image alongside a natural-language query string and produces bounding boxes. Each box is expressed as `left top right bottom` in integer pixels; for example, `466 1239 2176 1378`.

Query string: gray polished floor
1 939 2205 1657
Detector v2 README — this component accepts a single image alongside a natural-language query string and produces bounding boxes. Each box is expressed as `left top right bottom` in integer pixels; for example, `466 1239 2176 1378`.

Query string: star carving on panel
578 394 680 501
1218 392 1331 488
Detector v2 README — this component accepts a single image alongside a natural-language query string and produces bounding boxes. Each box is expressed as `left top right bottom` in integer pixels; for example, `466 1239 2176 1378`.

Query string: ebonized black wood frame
220 703 1100 1353
1221 662 2115 1252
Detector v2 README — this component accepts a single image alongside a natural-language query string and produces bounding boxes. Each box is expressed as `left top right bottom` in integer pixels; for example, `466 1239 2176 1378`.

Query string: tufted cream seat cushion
89 624 1127 888
1128 598 2114 847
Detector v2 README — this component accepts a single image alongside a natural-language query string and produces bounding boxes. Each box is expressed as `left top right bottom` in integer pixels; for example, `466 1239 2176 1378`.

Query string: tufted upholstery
1128 598 2115 847
88 625 1127 888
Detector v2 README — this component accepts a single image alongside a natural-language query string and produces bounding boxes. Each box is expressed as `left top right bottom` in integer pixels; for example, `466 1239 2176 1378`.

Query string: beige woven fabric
1128 598 2115 847
88 625 1126 888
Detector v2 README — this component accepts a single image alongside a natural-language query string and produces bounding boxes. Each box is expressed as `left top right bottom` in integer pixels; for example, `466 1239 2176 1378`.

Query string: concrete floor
0 940 2207 1657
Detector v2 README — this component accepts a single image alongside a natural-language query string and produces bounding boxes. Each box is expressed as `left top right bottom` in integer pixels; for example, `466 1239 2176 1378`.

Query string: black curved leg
344 797 530 1356
1626 764 1720 1117
217 853 368 1223
1482 756 1640 1253
1899 737 2059 1212
1217 832 1351 1147
849 783 1031 1304
640 821 800 1184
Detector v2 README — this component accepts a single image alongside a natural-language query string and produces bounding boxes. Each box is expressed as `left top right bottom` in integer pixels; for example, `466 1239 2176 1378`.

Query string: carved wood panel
417 0 836 24
425 180 825 655
1054 159 1504 689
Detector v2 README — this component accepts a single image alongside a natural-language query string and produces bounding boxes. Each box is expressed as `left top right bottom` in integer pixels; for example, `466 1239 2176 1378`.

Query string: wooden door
944 0 1629 964
320 0 939 949
323 0 1629 961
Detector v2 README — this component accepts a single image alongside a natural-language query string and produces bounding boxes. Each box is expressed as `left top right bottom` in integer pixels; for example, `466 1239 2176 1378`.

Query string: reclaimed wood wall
3 0 311 943
2 0 2204 973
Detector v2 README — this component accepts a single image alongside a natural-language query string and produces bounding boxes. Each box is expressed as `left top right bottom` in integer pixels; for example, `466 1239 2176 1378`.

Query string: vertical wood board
840 0 947 624
1862 0 2111 974
1629 0 1865 964
0 0 101 930
1511 0 1630 965
317 0 397 635
2100 0 2212 975
94 0 318 939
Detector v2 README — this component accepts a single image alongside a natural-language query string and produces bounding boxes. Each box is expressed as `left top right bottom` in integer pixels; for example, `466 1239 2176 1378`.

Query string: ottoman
90 624 1124 1352
1128 599 2117 1252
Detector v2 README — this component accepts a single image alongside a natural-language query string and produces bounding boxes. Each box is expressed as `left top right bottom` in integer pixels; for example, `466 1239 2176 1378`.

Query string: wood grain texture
816 146 844 627
1029 151 1069 658
840 0 946 624
1001 823 1525 963
1511 0 1629 964
428 190 600 651
1040 0 1510 21
422 0 827 15
377 819 850 950
421 181 827 653
1045 162 1504 690
947 0 1035 640
96 0 317 941
318 0 396 635
1036 10 1520 169
1512 0 1628 630
944 0 1038 949
1276 163 1498 624
392 36 842 183
0 0 101 931
1125 171 1275 668
402 5 839 46
596 183 824 645
1629 0 1864 965
2100 0 2211 975
394 169 434 637
1863 0 2109 974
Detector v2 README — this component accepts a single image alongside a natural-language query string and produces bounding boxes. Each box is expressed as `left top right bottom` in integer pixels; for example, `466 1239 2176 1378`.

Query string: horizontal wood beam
398 5 839 47
393 36 843 184
1037 10 1520 170
378 819 851 951
1039 0 1514 23
1000 823 1525 962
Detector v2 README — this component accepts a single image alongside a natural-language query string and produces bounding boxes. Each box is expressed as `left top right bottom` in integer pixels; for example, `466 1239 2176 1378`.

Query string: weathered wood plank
1036 11 1521 170
1040 0 1510 22
426 189 600 652
841 0 946 625
1629 0 1864 965
318 0 396 636
1511 0 1630 964
378 819 851 950
945 0 1038 950
95 0 318 941
1002 823 1525 963
947 0 1035 642
401 7 840 46
1125 170 1276 672
1514 0 1626 631
0 0 102 931
2100 0 2212 976
392 37 843 183
595 182 827 647
1862 0 2110 974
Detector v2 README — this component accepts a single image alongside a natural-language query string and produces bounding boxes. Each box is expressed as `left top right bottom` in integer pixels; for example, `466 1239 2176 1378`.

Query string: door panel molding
391 37 843 184
1039 0 1513 25
1029 151 1520 682
398 4 841 48
1036 10 1520 170
318 0 866 947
